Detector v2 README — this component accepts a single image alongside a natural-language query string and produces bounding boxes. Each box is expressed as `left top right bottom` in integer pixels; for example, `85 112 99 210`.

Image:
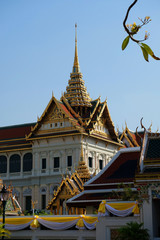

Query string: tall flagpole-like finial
73 23 80 73
75 23 77 43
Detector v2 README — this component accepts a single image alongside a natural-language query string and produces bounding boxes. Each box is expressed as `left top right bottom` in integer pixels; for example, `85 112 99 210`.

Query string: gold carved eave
90 133 123 147
0 147 32 153
36 126 81 135
0 143 31 150
27 132 88 141
119 131 125 142
91 130 111 139
87 98 100 126
0 137 26 144
126 128 139 147
96 102 106 122
61 96 83 124
123 132 134 147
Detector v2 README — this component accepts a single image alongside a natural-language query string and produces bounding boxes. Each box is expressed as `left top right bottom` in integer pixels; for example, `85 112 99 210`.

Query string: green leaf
141 43 160 60
141 43 153 56
122 36 130 50
140 46 149 62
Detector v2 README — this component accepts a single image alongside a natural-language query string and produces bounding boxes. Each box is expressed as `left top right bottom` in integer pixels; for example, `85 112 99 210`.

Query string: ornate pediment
27 95 84 140
93 117 111 138
46 106 65 121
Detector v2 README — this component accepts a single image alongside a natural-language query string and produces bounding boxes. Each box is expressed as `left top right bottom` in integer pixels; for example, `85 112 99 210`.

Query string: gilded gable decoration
49 107 64 120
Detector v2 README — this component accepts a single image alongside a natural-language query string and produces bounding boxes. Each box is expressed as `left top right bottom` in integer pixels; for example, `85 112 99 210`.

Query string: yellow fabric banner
98 201 140 216
39 216 80 223
0 217 33 225
107 202 136 211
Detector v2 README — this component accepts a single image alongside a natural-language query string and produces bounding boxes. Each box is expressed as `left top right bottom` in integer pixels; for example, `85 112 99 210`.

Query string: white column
96 217 108 240
46 151 49 174
49 151 53 174
142 188 153 240
34 152 40 175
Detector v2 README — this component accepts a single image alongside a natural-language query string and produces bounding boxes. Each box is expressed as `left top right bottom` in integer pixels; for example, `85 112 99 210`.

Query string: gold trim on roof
0 137 27 144
71 172 84 191
61 96 84 126
120 125 140 147
0 143 31 150
122 131 134 148
47 171 84 210
86 97 100 126
126 126 139 147
0 147 32 153
26 132 88 141
89 133 123 146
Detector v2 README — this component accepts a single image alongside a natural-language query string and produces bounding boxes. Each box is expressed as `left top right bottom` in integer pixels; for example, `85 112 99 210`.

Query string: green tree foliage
116 222 150 240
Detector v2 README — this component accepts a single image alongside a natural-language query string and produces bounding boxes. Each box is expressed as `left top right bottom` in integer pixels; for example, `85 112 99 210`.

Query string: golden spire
64 24 92 109
76 144 90 183
73 23 80 73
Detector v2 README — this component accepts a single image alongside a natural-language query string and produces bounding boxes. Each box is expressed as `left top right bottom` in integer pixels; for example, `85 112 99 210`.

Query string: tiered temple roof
46 172 83 211
76 146 91 183
64 24 92 109
25 26 121 147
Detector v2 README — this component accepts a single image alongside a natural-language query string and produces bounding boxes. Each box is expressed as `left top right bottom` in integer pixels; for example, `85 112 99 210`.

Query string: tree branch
123 0 142 43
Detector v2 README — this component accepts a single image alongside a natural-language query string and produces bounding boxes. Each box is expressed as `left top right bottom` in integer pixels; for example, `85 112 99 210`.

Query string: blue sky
1 0 160 132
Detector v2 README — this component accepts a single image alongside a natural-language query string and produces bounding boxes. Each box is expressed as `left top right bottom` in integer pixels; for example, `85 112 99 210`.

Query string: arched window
9 154 21 173
0 155 7 173
23 153 32 172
